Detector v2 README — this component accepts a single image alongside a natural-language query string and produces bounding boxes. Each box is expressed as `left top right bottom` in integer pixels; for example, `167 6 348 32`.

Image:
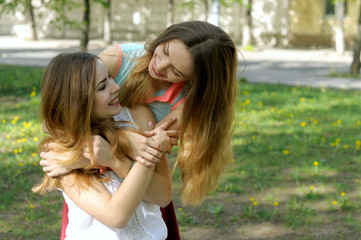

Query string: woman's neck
151 78 172 91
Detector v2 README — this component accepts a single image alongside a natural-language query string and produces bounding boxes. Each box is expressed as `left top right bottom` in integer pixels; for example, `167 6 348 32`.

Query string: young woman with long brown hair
33 52 178 239
40 21 238 238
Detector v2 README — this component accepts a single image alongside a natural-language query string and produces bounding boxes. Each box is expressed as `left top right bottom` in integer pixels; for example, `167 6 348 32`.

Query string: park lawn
0 64 361 239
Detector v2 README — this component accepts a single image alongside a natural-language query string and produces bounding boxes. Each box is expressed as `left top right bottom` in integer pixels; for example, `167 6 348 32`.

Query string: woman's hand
146 118 179 154
39 142 89 177
82 135 115 168
125 130 164 168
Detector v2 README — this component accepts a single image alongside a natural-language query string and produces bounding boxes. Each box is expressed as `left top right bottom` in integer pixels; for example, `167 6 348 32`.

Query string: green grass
1 64 361 239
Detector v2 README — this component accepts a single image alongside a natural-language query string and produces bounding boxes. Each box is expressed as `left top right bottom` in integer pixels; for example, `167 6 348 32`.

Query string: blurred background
0 0 355 54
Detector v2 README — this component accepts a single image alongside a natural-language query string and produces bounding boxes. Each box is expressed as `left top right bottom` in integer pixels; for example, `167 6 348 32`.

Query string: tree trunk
26 0 37 41
103 0 112 45
335 1 345 55
350 2 361 75
204 0 209 22
209 0 220 26
242 0 253 47
167 0 174 26
80 0 90 52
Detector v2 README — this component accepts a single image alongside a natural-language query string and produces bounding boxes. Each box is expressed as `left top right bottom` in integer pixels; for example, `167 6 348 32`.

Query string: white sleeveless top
62 107 167 240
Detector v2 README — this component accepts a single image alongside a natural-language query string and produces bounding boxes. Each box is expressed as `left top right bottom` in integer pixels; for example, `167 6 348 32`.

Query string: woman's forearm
142 155 172 207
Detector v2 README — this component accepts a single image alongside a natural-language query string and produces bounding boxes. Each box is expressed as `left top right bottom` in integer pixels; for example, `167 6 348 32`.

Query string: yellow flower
33 162 38 166
245 99 251 104
283 150 289 155
18 162 23 167
340 192 346 196
2 119 5 124
355 179 359 183
6 135 10 139
34 137 39 142
332 201 338 205
313 161 319 166
356 140 361 146
356 120 361 125
313 119 318 125
243 90 249 95
252 136 256 140
178 208 182 211
30 204 34 209
336 119 342 124
250 197 255 202
343 145 349 149
310 186 315 190
335 138 340 143
273 202 279 206
300 122 306 127
14 149 18 154
30 91 36 97
17 139 21 143
299 97 305 102
12 120 16 124
258 102 263 106
253 201 258 206
14 116 19 121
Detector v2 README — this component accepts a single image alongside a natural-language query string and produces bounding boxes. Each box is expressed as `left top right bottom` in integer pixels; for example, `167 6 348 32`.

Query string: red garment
60 200 180 240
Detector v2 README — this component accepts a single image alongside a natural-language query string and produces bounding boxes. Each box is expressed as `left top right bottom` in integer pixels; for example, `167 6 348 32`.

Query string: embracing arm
61 162 154 229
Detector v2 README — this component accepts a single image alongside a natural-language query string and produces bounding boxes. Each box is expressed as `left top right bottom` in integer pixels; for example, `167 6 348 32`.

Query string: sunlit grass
1 64 361 238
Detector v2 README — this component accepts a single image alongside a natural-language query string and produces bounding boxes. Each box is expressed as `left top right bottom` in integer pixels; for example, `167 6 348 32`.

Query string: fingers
147 121 155 131
157 118 177 130
140 150 162 164
168 138 179 147
166 130 180 137
134 156 156 168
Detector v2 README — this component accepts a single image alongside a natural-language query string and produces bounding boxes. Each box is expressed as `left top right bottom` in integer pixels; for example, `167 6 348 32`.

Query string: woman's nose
111 80 120 93
157 57 170 73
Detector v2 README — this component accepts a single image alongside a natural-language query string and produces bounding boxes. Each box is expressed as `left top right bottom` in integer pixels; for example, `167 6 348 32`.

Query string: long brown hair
33 52 130 194
119 21 238 205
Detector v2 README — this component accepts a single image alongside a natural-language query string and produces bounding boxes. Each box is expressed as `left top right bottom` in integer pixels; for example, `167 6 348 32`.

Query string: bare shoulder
98 45 121 77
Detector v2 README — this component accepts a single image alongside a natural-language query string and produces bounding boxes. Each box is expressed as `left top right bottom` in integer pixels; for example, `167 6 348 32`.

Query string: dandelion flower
2 119 6 124
30 204 34 209
178 208 182 211
274 202 279 206
343 145 349 149
310 186 315 190
250 197 255 202
332 201 338 205
18 162 23 167
253 201 258 206
313 161 319 166
30 91 36 97
300 122 306 127
283 150 289 155
340 192 346 196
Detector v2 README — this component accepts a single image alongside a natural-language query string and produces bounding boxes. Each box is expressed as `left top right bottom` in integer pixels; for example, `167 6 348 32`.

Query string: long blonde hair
33 52 131 194
119 21 238 205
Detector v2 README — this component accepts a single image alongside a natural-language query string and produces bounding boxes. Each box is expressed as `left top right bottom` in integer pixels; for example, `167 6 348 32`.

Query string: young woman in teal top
40 21 238 239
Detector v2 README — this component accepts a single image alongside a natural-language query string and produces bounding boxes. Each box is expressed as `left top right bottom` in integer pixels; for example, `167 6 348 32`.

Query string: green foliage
1 65 361 238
